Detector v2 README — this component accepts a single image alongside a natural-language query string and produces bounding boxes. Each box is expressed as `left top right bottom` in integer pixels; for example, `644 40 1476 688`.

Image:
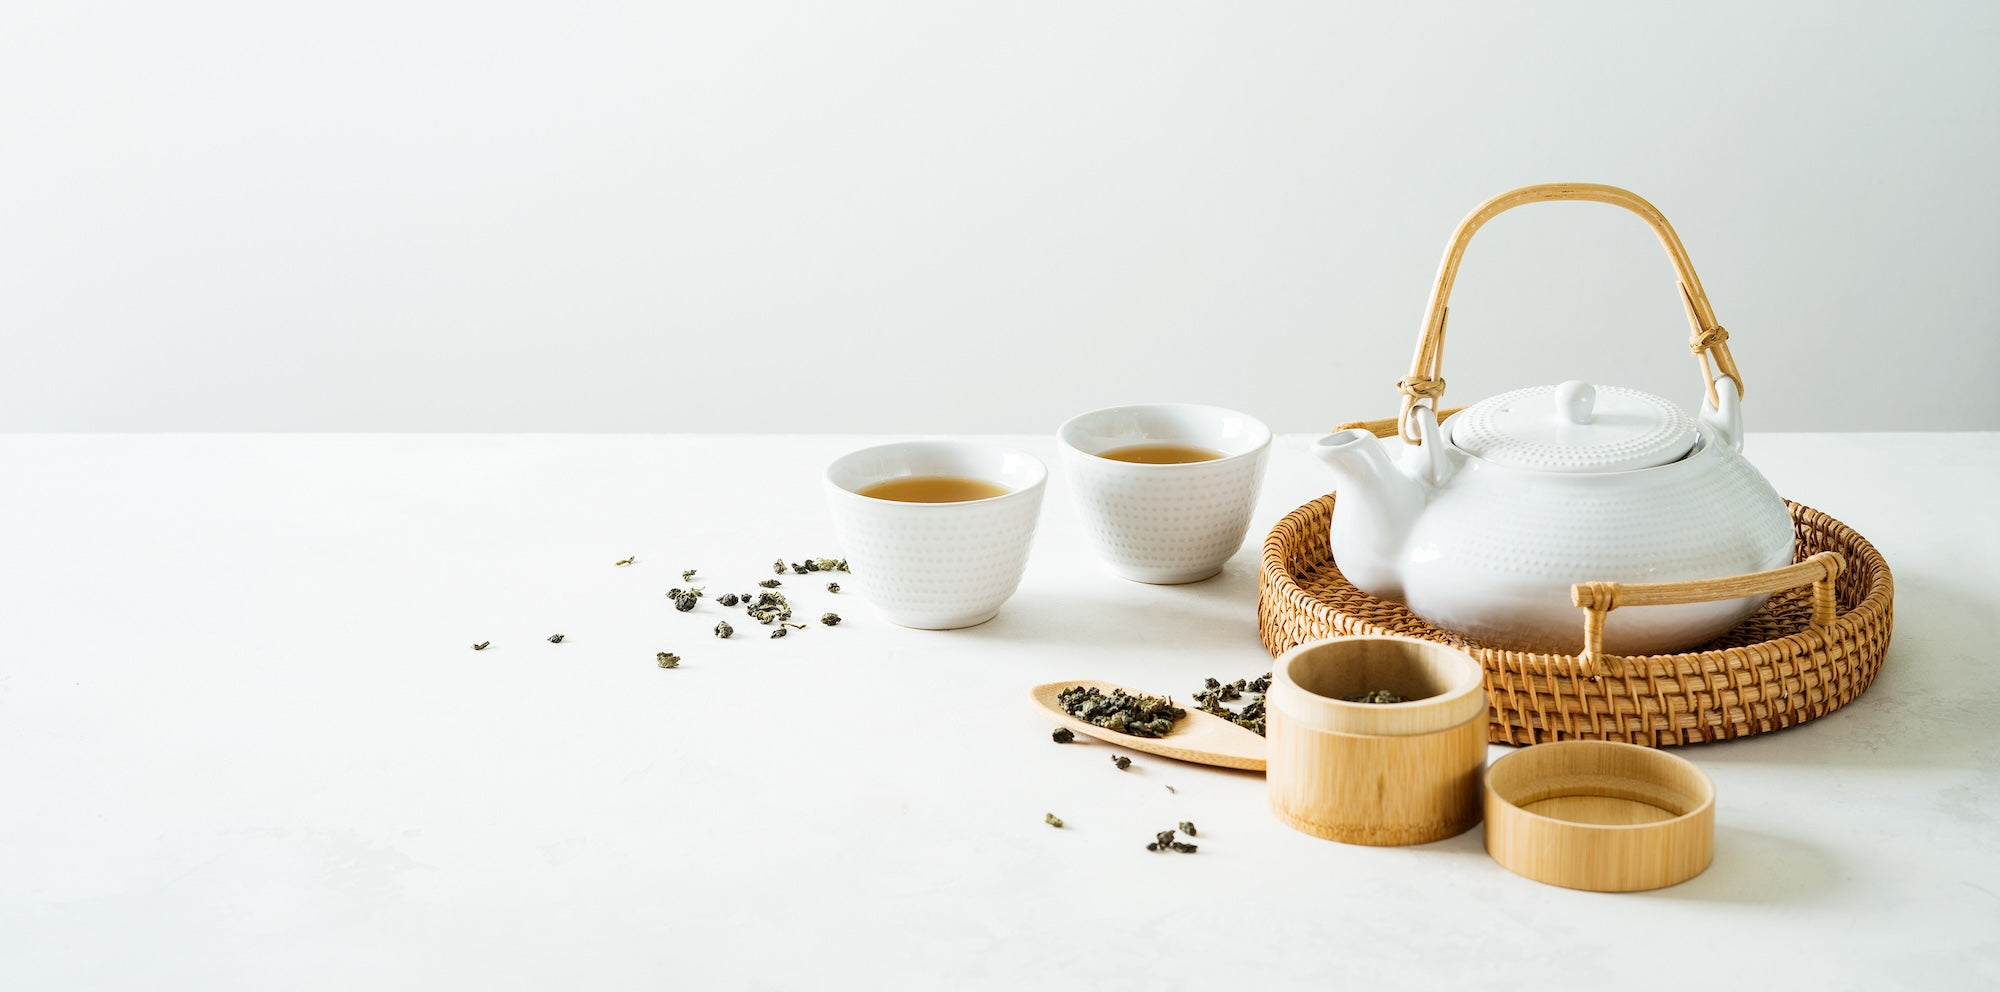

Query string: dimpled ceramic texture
824 441 1046 630
1058 404 1272 584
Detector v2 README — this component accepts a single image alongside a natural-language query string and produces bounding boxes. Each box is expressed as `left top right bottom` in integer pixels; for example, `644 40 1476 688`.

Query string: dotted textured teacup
824 441 1046 629
1058 404 1272 584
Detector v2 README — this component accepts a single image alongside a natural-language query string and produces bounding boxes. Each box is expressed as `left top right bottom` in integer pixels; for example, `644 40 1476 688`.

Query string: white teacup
824 440 1047 629
1057 403 1272 584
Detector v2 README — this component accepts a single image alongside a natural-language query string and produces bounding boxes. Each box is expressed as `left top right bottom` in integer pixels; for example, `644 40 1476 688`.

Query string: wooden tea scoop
1029 679 1268 772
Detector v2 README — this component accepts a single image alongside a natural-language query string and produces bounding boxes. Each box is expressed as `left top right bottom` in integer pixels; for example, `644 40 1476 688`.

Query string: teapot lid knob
1554 380 1596 425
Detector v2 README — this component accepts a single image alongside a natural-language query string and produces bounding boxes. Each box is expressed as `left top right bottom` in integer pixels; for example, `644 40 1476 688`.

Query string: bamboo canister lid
1483 740 1716 892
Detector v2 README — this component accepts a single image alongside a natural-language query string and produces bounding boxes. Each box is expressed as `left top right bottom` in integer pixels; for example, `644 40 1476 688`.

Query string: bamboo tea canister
1267 636 1489 846
1483 740 1715 892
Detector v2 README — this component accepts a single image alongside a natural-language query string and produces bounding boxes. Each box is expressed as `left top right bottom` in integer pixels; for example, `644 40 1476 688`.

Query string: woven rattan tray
1258 495 1894 746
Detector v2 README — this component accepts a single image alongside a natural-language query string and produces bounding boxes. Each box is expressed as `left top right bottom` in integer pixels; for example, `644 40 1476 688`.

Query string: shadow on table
1644 825 1841 906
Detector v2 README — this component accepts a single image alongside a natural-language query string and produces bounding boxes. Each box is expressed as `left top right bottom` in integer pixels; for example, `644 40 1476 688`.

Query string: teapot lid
1449 380 1697 472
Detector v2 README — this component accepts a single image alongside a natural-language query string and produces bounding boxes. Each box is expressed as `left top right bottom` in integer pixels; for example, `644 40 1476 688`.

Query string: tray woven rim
1257 494 1895 747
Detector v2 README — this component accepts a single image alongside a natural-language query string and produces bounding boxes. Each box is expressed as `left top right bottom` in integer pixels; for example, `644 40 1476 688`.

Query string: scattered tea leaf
615 557 636 567
820 613 841 626
682 569 697 581
655 652 680 668
758 579 782 588
1178 821 1197 837
772 558 786 575
1051 727 1075 744
714 621 733 639
546 634 565 644
1045 813 1064 829
716 593 740 607
746 591 792 625
1112 755 1132 771
826 582 840 594
472 641 490 651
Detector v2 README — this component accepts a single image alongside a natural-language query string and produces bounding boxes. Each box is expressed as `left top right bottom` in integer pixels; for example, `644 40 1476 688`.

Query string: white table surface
3 433 1996 990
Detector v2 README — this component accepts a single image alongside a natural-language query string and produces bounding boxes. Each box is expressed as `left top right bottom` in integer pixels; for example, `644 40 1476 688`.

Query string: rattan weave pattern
1258 495 1895 747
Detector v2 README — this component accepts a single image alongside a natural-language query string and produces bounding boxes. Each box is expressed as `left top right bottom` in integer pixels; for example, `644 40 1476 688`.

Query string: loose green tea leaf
820 613 841 626
615 557 636 567
1193 673 1271 737
746 590 792 625
682 569 697 581
716 593 740 607
769 627 788 639
472 641 490 651
1057 685 1186 739
656 652 680 668
826 582 840 594
1155 830 1176 848
714 621 733 639
1340 689 1408 704
758 579 782 588
1178 821 1197 837
547 634 565 644
1112 755 1132 771
1170 841 1198 854
1045 813 1064 828
772 558 786 575
1051 728 1075 744
814 558 850 573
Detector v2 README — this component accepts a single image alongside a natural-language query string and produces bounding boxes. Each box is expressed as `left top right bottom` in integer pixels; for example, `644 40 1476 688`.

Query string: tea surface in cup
856 476 1011 503
1096 443 1224 465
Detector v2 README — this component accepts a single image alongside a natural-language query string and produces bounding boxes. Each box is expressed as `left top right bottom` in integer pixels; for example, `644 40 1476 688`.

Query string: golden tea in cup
824 441 1046 629
1096 443 1224 465
856 476 1012 503
1056 403 1271 584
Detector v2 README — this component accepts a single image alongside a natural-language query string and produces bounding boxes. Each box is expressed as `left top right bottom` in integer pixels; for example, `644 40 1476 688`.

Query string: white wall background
3 0 1995 434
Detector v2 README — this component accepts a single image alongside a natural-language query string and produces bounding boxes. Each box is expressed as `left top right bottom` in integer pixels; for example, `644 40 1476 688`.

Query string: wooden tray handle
1569 551 1845 678
1395 182 1743 444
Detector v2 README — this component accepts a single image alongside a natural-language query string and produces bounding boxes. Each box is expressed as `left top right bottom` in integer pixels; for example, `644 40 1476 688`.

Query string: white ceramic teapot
1314 184 1796 657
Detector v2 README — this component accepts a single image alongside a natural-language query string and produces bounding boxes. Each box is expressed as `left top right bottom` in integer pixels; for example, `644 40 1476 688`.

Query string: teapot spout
1312 429 1427 601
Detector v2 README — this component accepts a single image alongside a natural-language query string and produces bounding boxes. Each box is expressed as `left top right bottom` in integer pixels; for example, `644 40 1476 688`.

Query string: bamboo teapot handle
1395 183 1743 444
1568 551 1845 679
